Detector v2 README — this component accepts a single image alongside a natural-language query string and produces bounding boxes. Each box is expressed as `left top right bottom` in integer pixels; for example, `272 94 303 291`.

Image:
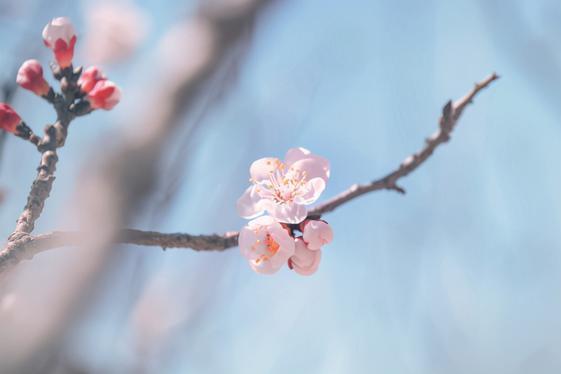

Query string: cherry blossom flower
16 59 50 97
0 103 22 133
302 220 333 250
42 17 77 68
78 66 106 94
288 238 322 276
86 80 121 110
238 216 295 274
237 147 330 224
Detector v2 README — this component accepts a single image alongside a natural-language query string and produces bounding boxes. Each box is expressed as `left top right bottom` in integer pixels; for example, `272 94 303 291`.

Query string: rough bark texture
1 66 89 271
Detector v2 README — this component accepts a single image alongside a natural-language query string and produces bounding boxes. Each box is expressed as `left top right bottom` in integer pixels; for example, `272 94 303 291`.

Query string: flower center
253 232 280 264
254 160 308 205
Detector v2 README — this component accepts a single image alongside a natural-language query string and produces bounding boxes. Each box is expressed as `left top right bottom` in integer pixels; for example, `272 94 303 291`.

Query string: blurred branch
5 1 280 371
1 73 499 261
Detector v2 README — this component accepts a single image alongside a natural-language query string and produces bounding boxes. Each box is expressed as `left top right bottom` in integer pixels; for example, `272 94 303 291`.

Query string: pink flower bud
16 59 50 97
42 17 77 68
87 80 121 110
288 238 321 276
78 66 106 94
302 220 333 250
0 104 22 134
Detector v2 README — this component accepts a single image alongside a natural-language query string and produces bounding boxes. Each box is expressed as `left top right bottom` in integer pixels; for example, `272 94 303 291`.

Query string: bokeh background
1 0 561 373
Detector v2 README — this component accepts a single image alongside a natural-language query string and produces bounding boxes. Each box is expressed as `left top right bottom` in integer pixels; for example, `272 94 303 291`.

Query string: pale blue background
1 0 561 373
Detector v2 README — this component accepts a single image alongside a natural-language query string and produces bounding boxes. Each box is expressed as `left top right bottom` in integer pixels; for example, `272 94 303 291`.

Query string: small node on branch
70 100 92 116
50 63 63 81
439 100 454 132
15 122 41 146
391 184 406 194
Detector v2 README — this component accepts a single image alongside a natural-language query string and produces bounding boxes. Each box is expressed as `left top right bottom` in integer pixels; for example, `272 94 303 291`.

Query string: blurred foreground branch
2 1 280 372
2 73 499 261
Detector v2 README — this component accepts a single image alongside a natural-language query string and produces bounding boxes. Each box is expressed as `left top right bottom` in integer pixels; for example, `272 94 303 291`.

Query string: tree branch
0 72 499 264
7 67 82 241
309 72 499 217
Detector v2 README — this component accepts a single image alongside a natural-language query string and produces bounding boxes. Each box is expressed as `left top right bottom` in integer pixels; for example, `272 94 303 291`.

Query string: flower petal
290 156 330 183
290 239 322 276
269 202 307 224
268 227 295 268
294 177 325 205
248 215 276 227
236 186 265 219
303 220 333 250
239 225 264 260
284 147 312 165
250 259 281 275
249 157 281 183
42 17 76 46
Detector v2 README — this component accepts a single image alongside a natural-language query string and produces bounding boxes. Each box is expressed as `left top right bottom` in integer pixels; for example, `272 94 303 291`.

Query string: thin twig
309 72 499 216
0 73 499 263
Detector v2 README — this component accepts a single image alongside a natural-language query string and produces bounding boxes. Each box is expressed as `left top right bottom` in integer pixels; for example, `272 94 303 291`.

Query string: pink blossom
302 220 333 250
16 59 50 97
87 80 121 110
288 238 321 276
238 216 295 275
42 17 77 68
0 104 22 134
78 66 106 94
237 147 330 224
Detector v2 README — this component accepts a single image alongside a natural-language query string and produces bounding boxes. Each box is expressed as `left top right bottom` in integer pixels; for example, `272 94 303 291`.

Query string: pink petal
303 220 333 250
238 225 263 260
269 202 307 224
284 147 312 165
250 259 282 275
236 186 265 219
290 156 330 183
249 157 281 183
290 239 322 276
294 177 325 205
248 215 277 227
42 17 76 46
268 228 295 268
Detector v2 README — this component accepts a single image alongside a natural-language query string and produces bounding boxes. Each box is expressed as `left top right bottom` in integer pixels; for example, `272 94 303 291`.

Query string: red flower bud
87 80 121 110
78 66 106 94
16 59 50 97
42 17 77 68
0 104 22 133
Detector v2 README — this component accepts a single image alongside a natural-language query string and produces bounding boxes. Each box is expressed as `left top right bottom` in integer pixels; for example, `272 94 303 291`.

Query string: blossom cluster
237 148 333 275
0 17 121 136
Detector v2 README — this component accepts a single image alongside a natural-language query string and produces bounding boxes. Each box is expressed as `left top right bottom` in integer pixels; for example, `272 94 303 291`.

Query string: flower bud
78 66 106 94
302 220 333 250
42 17 77 68
0 104 22 134
16 59 50 96
288 238 321 276
87 80 121 110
